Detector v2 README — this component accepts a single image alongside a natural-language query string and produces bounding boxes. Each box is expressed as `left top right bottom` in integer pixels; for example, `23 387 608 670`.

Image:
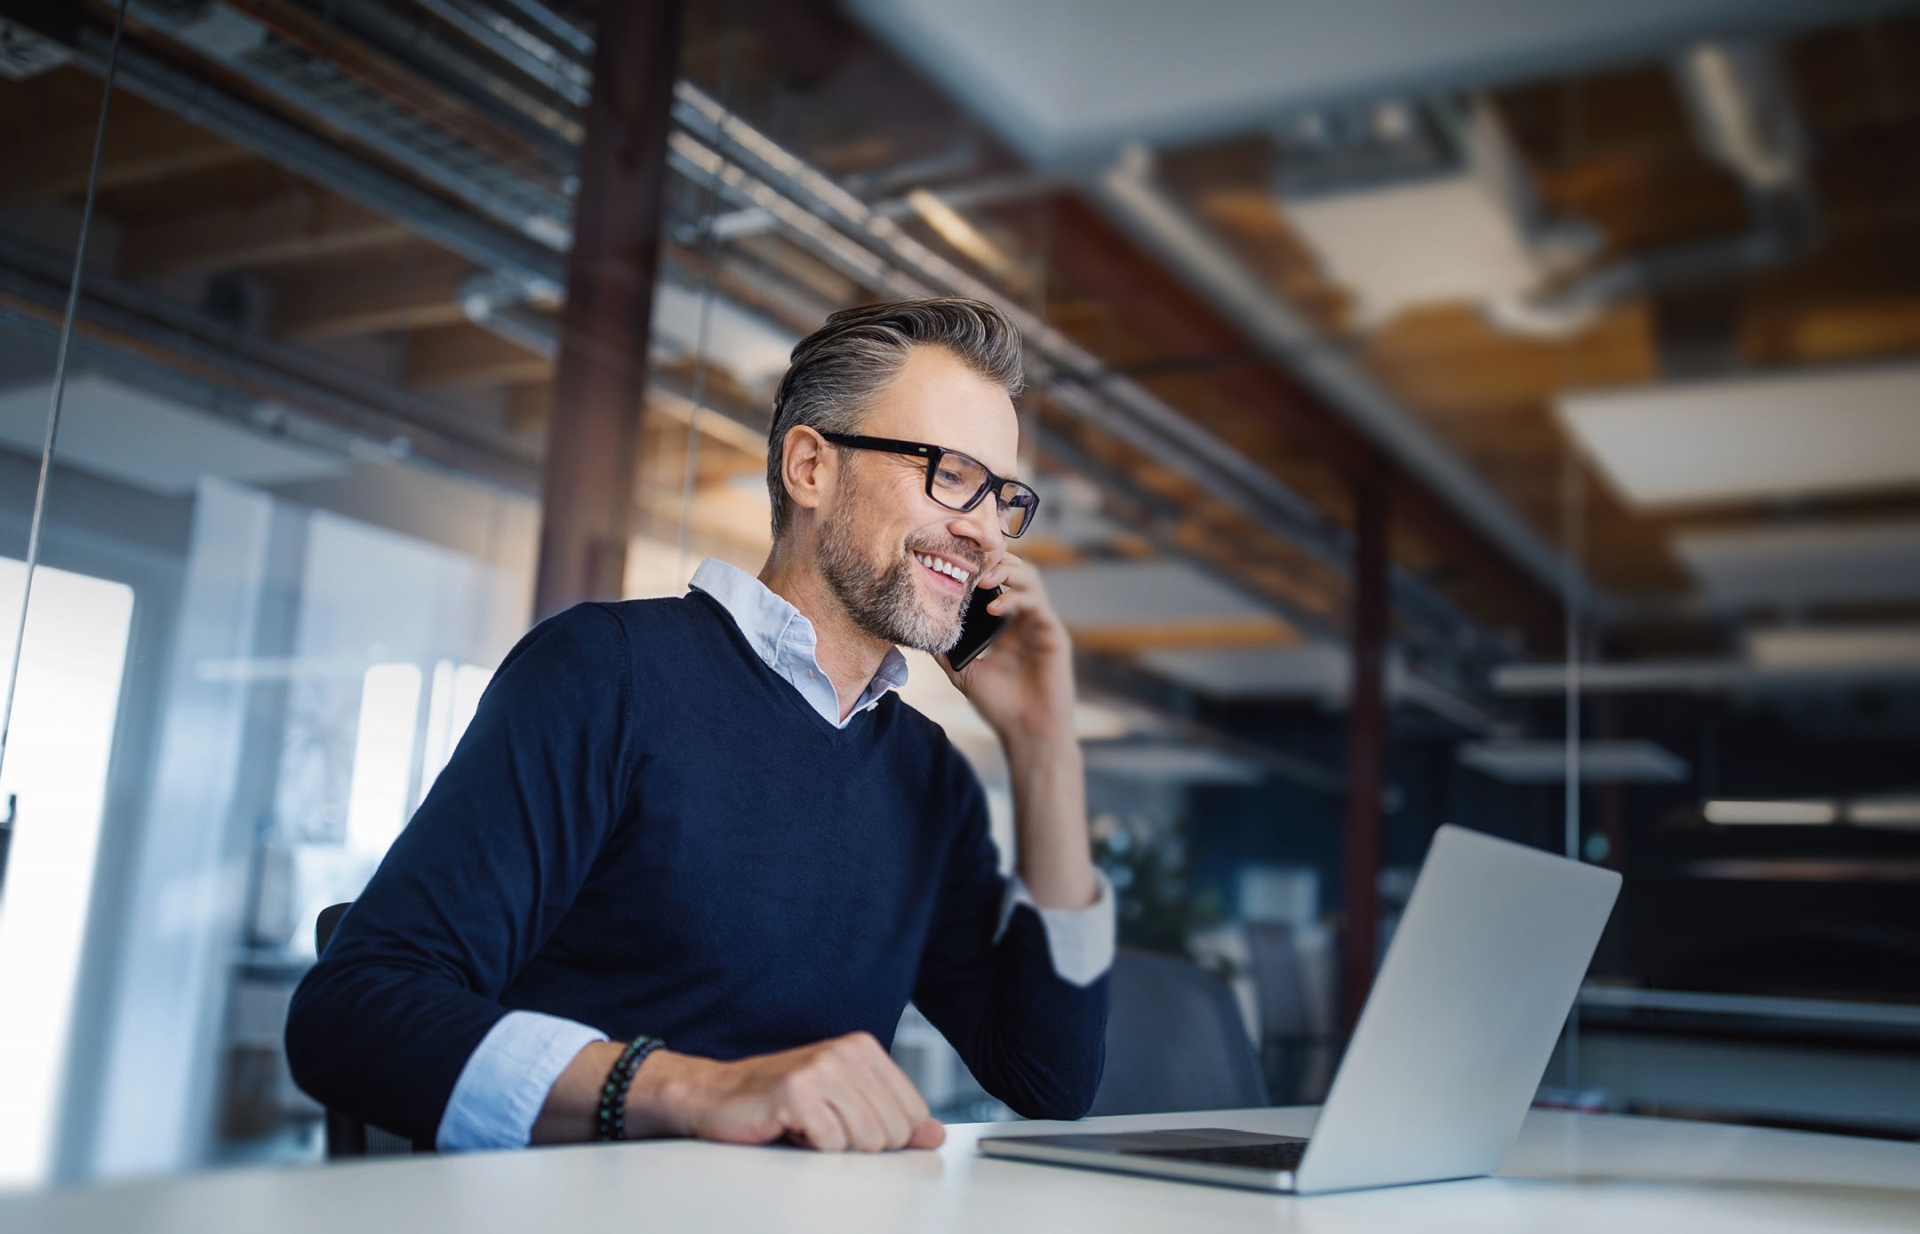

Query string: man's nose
947 499 1005 560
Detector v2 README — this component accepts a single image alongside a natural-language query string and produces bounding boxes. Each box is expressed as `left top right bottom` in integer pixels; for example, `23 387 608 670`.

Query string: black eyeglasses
820 432 1039 538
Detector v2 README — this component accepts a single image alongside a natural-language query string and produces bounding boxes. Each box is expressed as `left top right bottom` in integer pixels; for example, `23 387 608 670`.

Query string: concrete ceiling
846 0 1908 164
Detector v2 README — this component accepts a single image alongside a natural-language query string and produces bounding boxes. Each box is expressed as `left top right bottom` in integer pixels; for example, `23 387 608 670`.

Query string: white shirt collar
687 558 910 727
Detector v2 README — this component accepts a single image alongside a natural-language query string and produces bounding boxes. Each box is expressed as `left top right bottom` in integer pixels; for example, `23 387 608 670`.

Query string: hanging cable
0 0 134 787
675 45 735 572
1560 443 1587 1094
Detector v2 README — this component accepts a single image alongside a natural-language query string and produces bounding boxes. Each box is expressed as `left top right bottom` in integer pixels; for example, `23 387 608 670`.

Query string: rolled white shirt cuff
436 1010 609 1152
994 868 1117 987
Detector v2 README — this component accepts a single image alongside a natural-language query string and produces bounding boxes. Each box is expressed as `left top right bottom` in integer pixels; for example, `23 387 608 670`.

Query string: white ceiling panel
847 0 1898 164
1557 363 1920 509
1746 625 1920 672
1040 560 1271 627
1674 520 1920 608
0 373 344 495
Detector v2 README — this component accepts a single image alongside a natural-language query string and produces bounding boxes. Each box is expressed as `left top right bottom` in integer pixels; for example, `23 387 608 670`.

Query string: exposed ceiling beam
0 105 253 200
271 251 471 339
121 192 411 279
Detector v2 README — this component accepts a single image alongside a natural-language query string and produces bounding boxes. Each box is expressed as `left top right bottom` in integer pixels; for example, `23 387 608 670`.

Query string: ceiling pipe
458 271 560 359
1485 39 1820 337
124 0 576 252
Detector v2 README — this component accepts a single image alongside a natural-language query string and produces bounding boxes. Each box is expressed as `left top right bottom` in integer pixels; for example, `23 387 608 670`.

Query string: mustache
904 532 986 578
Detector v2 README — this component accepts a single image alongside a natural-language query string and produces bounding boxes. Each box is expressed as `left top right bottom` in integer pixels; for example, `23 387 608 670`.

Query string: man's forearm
1005 732 1098 910
531 1034 944 1151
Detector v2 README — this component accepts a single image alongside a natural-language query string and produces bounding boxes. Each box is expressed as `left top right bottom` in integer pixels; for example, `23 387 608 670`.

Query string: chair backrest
1088 948 1270 1117
315 902 351 956
312 902 418 1158
1244 921 1310 1041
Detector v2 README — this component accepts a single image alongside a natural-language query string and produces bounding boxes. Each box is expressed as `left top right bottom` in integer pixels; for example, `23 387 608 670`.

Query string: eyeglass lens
928 452 1036 537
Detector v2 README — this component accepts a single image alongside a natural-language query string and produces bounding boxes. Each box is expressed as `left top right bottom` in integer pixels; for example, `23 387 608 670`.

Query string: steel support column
534 0 684 619
1341 476 1390 1032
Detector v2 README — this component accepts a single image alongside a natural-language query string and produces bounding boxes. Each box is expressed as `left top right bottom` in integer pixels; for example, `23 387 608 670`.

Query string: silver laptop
979 825 1621 1195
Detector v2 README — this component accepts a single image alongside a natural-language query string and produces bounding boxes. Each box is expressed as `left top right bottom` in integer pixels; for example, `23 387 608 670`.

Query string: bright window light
1704 799 1839 825
415 661 492 805
0 560 134 1188
344 663 421 858
1847 797 1920 830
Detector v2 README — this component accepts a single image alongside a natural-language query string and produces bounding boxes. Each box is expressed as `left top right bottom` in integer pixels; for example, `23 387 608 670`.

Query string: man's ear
780 425 834 516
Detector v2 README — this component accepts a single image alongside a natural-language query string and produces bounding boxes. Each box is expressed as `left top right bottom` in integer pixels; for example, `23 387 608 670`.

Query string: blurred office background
1 0 1917 1189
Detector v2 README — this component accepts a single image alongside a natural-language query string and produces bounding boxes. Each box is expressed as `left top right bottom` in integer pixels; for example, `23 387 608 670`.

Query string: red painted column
1341 477 1390 1032
534 0 685 620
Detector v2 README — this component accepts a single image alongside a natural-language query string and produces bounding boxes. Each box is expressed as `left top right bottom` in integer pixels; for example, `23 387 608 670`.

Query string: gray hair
765 297 1025 538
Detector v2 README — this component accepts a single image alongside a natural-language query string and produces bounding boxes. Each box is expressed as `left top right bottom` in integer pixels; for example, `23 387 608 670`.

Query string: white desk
6 1108 1918 1233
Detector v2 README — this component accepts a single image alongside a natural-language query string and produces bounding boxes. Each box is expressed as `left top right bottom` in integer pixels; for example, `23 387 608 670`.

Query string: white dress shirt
433 559 1114 1151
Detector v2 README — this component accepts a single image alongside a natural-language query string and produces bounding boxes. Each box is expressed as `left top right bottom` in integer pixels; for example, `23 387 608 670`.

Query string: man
287 298 1112 1153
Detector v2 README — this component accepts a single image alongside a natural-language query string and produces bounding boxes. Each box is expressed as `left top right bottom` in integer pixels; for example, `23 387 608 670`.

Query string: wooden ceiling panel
1364 302 1656 415
1746 297 1920 368
270 247 471 338
122 191 410 280
404 323 551 387
0 85 254 203
1788 15 1920 134
1497 64 1701 169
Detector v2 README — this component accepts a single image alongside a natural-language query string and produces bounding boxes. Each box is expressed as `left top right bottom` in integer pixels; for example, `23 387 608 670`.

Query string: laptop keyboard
1130 1139 1308 1172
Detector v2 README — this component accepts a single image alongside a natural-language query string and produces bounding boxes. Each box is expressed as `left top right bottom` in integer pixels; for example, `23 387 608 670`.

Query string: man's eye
935 467 965 487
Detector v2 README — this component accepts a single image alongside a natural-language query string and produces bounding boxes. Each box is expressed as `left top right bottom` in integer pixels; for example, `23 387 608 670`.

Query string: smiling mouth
912 550 975 593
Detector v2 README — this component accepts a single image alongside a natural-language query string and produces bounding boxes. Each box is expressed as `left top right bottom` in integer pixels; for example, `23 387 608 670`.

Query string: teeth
914 552 970 583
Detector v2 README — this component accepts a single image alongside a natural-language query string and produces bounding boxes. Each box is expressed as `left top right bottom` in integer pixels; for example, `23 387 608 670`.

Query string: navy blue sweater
286 593 1107 1142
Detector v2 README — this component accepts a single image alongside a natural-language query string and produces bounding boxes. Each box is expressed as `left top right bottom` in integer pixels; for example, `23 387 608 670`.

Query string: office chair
1244 921 1320 1104
313 902 421 1159
1087 948 1270 1117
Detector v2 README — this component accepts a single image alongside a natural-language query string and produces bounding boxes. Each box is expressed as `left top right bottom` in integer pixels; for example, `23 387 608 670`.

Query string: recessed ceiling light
1703 800 1838 825
1458 739 1690 784
1556 363 1920 509
1674 521 1920 608
1846 796 1920 830
1746 626 1920 672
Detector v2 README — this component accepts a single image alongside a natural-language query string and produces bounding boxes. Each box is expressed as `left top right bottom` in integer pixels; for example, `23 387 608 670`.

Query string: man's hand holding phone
939 553 1076 745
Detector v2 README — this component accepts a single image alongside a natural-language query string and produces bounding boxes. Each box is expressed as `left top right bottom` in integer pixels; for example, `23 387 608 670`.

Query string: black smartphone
944 585 1007 671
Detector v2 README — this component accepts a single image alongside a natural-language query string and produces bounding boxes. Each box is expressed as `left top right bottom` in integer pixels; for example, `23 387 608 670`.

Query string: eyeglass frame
818 431 1040 538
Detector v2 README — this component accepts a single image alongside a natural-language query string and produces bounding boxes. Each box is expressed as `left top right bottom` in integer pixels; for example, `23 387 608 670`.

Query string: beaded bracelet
596 1035 665 1142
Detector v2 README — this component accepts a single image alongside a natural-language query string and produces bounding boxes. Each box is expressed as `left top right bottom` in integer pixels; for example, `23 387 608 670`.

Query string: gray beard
817 489 968 655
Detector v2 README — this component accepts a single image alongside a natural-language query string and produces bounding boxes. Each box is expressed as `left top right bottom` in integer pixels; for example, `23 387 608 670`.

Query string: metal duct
72 22 566 297
280 0 585 154
1485 40 1820 337
127 0 576 251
